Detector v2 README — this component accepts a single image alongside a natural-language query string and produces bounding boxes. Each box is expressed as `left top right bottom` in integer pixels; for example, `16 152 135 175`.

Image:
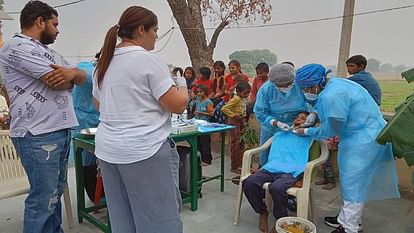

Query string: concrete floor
1 148 414 233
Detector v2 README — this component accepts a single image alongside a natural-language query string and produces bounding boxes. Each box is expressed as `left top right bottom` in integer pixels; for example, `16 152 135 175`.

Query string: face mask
304 93 318 102
278 86 292 94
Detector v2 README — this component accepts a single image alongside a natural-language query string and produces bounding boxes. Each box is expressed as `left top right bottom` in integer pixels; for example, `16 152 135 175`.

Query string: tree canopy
229 49 277 77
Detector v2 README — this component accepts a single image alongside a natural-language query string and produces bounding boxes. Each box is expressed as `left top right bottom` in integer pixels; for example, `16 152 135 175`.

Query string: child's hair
281 61 295 68
199 67 212 79
234 74 244 83
228 59 241 67
346 55 367 69
255 62 269 73
184 66 195 79
296 111 309 117
197 84 209 95
173 67 183 76
213 60 225 69
235 81 251 93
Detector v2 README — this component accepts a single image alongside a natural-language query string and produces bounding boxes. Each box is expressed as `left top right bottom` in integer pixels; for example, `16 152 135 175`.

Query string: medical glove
176 76 188 88
276 121 290 132
300 112 317 128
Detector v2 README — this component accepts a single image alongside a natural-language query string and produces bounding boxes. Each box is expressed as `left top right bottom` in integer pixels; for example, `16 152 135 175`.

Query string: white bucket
275 217 317 233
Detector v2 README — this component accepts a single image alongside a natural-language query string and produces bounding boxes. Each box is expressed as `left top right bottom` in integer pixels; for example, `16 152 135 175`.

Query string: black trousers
197 134 212 164
242 170 297 219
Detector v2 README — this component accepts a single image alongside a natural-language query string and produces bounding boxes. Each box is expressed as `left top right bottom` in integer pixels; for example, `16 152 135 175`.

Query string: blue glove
300 112 317 128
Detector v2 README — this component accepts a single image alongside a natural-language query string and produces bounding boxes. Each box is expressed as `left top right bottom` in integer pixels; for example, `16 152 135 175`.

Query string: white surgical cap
269 63 296 86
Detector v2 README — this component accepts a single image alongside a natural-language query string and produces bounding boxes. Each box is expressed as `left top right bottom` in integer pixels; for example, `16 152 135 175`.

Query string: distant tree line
366 58 409 74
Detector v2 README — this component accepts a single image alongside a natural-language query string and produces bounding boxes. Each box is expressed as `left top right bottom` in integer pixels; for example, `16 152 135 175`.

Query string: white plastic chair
233 136 329 225
0 130 74 228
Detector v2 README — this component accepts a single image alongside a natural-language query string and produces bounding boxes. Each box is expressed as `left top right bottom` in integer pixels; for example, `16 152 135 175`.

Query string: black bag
177 146 202 197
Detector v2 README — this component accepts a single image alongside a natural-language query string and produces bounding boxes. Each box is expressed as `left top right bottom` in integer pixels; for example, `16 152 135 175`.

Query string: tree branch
208 20 229 50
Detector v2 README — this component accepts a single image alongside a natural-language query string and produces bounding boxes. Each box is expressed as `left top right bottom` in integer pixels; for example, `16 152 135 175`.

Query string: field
379 79 414 112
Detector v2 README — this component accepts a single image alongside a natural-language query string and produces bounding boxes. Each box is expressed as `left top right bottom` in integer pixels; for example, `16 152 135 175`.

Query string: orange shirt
223 73 249 102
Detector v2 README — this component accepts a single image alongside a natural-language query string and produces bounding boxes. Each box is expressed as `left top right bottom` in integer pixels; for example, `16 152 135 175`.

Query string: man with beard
0 1 86 232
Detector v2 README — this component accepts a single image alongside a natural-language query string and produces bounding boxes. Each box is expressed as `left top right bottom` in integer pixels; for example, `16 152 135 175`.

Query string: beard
40 26 56 45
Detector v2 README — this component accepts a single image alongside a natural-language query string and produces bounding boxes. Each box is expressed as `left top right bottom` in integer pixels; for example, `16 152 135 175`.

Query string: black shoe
325 215 363 232
287 196 297 212
331 225 346 233
325 215 340 228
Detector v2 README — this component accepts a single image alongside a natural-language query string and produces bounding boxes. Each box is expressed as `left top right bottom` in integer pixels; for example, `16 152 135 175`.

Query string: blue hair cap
295 63 329 88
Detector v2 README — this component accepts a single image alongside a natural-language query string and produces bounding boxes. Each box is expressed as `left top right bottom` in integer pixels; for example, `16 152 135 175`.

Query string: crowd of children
172 59 263 176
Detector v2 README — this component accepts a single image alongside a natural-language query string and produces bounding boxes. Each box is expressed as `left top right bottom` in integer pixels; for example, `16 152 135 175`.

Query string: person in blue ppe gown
294 64 400 233
72 60 101 201
254 63 310 166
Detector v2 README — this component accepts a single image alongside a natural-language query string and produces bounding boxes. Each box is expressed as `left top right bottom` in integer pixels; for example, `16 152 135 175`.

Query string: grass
380 80 414 112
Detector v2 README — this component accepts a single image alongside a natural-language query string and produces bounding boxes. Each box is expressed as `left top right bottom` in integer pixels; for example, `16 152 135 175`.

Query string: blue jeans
12 129 71 233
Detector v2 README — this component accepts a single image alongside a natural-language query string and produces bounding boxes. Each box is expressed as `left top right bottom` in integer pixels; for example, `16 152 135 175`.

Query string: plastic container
275 217 316 233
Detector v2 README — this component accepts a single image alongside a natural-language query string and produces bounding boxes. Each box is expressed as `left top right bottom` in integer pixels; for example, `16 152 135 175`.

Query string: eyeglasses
303 86 319 95
276 82 294 89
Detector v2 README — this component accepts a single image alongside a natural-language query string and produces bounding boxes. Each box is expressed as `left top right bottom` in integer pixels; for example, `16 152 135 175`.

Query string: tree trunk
167 0 220 71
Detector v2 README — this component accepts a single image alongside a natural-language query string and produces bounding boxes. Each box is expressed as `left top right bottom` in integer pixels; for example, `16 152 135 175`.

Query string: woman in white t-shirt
92 6 188 233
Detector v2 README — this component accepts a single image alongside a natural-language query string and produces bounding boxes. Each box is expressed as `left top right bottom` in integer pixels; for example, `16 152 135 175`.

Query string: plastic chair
233 136 329 225
0 130 74 228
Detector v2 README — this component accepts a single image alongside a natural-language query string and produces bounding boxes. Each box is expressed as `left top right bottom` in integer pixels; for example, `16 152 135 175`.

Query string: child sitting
242 111 313 233
221 81 251 174
189 84 214 165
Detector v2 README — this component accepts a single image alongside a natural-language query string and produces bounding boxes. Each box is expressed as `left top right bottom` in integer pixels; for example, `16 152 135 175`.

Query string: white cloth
0 95 8 117
338 200 364 233
93 46 175 164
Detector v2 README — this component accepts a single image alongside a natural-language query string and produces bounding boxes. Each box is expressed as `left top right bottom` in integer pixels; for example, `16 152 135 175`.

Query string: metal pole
337 0 355 77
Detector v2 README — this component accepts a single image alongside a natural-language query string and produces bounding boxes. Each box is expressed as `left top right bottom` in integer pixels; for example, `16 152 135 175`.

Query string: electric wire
7 0 88 15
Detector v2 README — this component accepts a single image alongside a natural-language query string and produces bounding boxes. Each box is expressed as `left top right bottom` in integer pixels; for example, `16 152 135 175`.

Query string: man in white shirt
0 1 86 232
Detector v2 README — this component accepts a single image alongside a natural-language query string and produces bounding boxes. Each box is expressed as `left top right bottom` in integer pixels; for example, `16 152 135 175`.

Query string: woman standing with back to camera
93 6 188 233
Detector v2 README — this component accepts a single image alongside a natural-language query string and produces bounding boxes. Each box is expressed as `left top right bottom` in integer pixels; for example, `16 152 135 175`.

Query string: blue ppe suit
254 81 309 165
307 77 400 202
72 61 100 166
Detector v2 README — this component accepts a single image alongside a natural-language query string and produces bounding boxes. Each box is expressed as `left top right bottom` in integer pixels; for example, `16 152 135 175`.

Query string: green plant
240 123 259 149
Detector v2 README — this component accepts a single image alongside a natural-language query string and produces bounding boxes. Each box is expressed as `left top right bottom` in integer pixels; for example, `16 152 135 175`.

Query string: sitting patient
242 111 312 233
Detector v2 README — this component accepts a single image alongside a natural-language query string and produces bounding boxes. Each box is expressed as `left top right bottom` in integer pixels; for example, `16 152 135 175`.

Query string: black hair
199 67 211 79
346 55 367 69
255 62 269 72
228 59 241 67
173 67 183 76
184 67 195 79
196 84 209 95
213 60 225 69
296 111 309 117
20 1 58 29
281 61 295 67
236 81 251 93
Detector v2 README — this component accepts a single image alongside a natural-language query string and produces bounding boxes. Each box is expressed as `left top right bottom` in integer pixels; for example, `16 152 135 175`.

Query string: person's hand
300 112 317 128
175 76 187 89
44 64 76 87
274 121 290 132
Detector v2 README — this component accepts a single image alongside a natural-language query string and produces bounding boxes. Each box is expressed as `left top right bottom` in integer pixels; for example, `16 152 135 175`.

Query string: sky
1 0 413 69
